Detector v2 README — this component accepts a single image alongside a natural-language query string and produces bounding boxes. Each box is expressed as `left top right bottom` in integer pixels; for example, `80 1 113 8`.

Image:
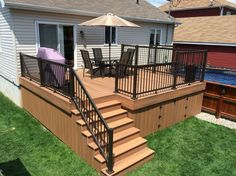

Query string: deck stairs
75 99 155 175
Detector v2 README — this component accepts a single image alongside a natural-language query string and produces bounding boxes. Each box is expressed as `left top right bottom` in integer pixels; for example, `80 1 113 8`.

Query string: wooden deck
77 69 115 99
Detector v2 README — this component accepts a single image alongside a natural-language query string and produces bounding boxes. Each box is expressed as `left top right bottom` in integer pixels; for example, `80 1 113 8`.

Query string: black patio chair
92 48 103 65
127 48 135 65
80 50 100 79
116 51 131 76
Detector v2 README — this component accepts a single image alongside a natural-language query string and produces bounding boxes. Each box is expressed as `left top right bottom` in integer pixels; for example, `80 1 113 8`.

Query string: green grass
0 93 98 176
129 117 236 176
1 93 236 176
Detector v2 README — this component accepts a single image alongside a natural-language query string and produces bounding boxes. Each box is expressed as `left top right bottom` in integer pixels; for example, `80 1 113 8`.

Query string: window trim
35 21 78 69
104 26 118 45
150 28 163 46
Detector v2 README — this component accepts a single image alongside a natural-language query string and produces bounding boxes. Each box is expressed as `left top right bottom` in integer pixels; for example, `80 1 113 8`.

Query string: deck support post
70 68 75 99
114 62 119 93
107 128 114 174
201 51 208 82
38 58 45 86
215 86 226 119
132 45 139 100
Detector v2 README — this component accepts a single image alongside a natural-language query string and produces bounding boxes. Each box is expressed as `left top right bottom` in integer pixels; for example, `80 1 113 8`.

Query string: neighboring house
174 16 236 70
0 0 176 106
159 0 236 18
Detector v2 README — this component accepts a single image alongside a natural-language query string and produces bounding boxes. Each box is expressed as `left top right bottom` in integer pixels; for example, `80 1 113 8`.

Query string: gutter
164 5 236 12
5 2 177 24
174 41 236 47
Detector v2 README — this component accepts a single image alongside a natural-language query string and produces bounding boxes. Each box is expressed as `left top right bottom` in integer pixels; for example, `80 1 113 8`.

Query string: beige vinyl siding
0 7 17 82
11 9 174 70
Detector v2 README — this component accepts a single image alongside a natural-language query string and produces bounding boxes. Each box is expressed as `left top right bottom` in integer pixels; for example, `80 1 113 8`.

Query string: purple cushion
37 47 65 64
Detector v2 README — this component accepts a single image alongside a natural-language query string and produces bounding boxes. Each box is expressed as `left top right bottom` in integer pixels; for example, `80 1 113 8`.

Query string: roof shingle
4 0 176 23
174 15 236 44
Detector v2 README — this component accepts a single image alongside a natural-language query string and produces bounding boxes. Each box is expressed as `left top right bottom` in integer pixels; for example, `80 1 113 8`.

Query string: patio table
91 57 120 76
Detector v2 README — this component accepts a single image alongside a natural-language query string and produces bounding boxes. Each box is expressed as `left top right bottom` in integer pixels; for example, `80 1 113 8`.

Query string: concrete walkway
196 112 236 130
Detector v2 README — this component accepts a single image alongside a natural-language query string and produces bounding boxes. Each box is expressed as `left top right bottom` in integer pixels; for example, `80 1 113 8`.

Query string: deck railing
115 45 207 99
71 70 114 173
20 53 114 173
20 53 72 97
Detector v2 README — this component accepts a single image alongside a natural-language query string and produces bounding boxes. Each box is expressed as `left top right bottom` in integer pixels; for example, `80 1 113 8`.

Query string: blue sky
148 0 236 7
148 0 167 7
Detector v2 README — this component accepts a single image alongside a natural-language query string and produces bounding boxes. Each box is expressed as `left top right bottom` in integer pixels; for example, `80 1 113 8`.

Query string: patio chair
92 48 103 65
116 51 131 76
80 50 100 79
127 48 135 65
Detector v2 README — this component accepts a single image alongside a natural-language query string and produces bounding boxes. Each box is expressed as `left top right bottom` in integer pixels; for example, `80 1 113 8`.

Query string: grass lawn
0 93 236 176
0 93 98 176
129 117 236 176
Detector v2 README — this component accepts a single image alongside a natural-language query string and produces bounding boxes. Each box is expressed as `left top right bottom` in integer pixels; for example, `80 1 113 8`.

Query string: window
105 26 117 44
149 29 161 46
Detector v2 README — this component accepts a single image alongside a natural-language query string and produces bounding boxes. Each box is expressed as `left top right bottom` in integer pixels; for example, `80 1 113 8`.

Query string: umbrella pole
109 40 112 76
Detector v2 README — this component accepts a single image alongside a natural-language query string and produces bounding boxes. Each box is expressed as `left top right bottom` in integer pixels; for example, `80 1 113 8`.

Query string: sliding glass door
37 23 75 66
39 24 58 50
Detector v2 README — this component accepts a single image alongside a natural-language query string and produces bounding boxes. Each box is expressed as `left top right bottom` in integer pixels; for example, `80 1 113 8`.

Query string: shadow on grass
0 158 31 176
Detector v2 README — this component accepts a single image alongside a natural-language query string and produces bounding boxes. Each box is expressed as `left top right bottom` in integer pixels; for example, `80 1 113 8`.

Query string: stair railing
70 69 114 174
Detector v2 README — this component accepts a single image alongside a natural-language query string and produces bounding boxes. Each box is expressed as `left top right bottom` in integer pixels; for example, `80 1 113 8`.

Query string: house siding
0 7 21 106
11 9 174 70
174 44 236 70
167 8 236 18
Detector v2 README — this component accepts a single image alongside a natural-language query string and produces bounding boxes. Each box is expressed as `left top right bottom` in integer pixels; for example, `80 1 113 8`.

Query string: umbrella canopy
80 13 140 27
80 13 139 76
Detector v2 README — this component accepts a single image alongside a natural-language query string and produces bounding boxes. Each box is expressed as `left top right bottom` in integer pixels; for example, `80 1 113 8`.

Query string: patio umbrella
80 13 140 74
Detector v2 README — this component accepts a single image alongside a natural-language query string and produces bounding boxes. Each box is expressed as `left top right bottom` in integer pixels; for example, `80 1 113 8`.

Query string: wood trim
202 106 216 113
221 112 236 122
20 77 72 113
116 82 206 111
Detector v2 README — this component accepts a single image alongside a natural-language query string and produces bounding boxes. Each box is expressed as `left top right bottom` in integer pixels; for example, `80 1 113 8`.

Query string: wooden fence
202 81 236 121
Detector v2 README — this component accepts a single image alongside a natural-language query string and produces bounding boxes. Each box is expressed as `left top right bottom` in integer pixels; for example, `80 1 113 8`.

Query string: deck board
76 69 115 99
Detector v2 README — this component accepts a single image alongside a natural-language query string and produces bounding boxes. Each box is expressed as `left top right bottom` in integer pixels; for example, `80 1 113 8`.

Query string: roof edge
174 41 236 47
163 5 236 12
6 2 177 24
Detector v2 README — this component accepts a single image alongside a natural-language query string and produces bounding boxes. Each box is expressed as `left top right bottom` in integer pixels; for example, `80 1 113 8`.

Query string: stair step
95 137 147 164
97 100 121 109
71 109 80 115
101 148 155 176
102 109 127 122
88 127 140 150
82 118 134 138
76 109 127 127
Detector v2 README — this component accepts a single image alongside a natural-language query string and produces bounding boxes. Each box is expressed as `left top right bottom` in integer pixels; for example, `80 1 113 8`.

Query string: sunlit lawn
0 93 235 176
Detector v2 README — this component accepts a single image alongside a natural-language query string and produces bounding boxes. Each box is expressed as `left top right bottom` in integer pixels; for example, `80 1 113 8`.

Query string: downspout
0 0 5 8
220 6 224 16
166 24 169 45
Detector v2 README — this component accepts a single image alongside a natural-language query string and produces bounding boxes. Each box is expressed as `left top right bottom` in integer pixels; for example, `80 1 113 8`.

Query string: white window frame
35 21 78 69
150 29 163 46
104 26 118 46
